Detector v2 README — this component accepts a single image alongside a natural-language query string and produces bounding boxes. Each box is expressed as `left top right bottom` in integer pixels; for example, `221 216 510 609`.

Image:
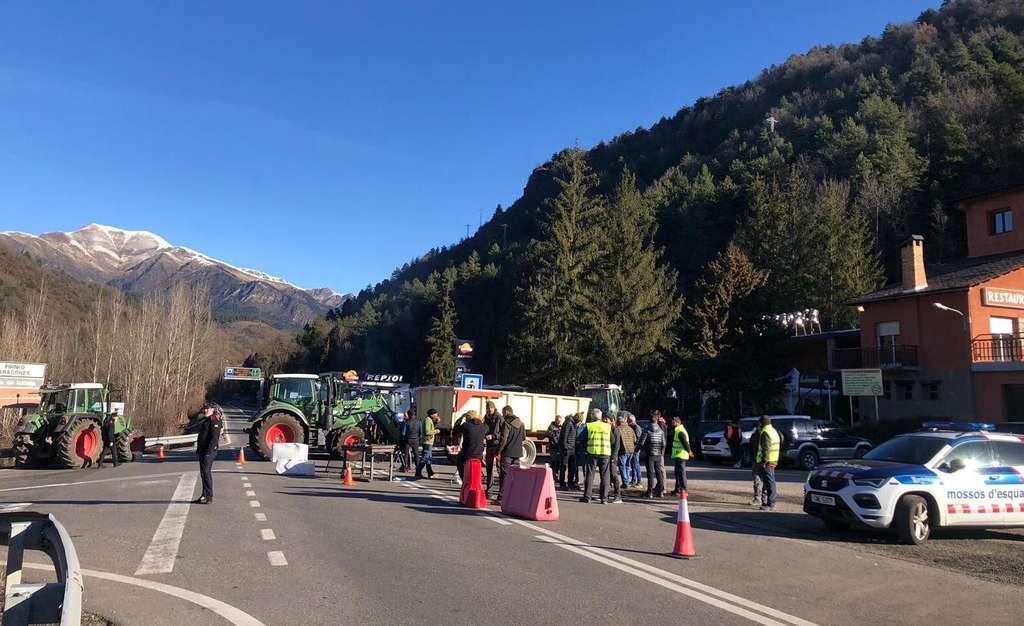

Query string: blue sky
0 1 939 294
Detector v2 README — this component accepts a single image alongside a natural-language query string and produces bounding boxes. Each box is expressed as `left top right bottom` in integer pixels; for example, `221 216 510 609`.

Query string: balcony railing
972 334 1024 363
831 345 919 370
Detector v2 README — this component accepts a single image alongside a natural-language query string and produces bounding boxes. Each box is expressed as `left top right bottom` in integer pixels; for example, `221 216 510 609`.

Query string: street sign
0 361 47 407
841 369 883 396
224 366 263 380
459 373 483 390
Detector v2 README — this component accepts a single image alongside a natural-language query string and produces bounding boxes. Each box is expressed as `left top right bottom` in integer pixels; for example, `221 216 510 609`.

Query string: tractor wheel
56 419 102 468
331 427 365 458
13 434 35 468
116 431 134 463
251 412 303 460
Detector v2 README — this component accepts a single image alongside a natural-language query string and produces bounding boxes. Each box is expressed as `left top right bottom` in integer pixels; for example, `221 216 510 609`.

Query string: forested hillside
285 1 1024 412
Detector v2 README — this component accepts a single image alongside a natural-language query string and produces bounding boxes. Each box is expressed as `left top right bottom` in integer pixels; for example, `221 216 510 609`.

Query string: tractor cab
575 384 625 417
267 374 320 417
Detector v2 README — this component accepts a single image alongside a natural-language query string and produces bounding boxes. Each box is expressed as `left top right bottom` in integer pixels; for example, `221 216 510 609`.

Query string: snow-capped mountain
0 224 350 328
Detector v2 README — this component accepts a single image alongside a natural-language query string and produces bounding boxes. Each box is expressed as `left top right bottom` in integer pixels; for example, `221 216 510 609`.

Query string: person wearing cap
194 403 223 505
416 409 438 479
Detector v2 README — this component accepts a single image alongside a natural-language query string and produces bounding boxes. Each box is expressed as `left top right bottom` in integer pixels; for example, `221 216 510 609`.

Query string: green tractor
13 383 141 468
247 373 403 460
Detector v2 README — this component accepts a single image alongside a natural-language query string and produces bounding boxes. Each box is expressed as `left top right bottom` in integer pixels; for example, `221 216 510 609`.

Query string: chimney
901 235 927 291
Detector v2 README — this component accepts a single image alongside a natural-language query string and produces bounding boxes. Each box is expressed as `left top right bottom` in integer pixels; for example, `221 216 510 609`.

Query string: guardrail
1 512 83 626
144 433 198 449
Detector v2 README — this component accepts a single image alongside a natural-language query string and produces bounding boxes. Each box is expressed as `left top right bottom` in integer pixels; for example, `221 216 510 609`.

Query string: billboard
0 361 47 407
223 366 263 381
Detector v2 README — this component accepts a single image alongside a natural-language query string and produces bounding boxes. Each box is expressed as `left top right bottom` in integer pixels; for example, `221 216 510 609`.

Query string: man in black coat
558 413 578 489
96 413 120 468
405 409 422 475
194 404 223 505
494 406 526 504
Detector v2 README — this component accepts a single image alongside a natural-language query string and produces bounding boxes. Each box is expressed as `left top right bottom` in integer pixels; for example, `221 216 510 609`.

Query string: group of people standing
451 401 526 504
545 408 692 505
396 408 440 479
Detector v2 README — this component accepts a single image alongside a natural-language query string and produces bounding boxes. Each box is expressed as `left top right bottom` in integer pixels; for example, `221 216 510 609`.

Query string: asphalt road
2 405 1023 625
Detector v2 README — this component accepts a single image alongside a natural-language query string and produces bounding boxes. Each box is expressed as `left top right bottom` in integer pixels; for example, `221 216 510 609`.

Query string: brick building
846 186 1024 422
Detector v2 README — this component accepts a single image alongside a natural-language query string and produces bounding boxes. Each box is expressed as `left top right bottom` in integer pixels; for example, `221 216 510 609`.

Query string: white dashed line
250 500 261 508
243 482 252 488
254 513 267 521
260 529 276 541
267 551 288 566
245 490 256 497
240 476 249 481
135 472 199 576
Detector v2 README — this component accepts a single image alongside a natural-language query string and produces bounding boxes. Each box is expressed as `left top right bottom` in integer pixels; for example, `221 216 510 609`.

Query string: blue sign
459 373 483 390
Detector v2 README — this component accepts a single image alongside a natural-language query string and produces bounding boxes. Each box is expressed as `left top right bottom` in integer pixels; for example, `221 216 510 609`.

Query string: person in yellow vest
755 415 781 510
581 408 612 504
667 416 691 496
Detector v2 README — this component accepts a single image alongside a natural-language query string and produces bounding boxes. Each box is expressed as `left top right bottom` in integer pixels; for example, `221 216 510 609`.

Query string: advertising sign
841 369 883 397
0 361 47 407
223 366 263 381
983 287 1024 309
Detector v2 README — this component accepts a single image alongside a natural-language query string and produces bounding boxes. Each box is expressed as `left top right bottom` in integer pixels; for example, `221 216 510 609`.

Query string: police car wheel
799 449 819 471
895 495 931 545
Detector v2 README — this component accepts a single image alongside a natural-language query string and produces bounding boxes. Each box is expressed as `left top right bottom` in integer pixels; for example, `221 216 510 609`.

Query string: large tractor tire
13 433 35 468
329 427 365 459
56 419 102 468
116 431 136 463
250 412 304 460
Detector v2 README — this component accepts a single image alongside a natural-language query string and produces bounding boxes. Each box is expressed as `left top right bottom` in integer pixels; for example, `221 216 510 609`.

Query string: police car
803 425 1024 544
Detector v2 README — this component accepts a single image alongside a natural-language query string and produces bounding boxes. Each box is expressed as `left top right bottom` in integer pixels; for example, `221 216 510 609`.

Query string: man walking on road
494 405 526 504
558 412 578 490
194 403 223 505
582 409 611 504
96 412 119 468
755 415 781 510
667 416 691 497
638 420 666 498
416 409 437 479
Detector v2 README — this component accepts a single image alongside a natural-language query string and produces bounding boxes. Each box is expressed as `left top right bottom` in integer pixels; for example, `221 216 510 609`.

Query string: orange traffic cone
671 490 698 559
236 448 247 465
158 445 166 461
343 464 354 486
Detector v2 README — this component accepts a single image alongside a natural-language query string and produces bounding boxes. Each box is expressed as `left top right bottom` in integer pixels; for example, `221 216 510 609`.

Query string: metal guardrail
144 433 198 448
1 512 83 626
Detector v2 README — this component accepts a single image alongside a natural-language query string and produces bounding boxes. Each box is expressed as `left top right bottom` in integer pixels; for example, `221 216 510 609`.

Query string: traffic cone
236 448 247 465
343 464 354 486
158 445 166 461
671 489 697 559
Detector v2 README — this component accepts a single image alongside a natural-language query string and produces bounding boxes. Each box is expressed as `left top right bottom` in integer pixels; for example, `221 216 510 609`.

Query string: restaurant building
846 186 1024 422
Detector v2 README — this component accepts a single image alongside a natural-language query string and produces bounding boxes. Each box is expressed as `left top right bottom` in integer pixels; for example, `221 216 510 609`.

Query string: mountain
0 224 350 328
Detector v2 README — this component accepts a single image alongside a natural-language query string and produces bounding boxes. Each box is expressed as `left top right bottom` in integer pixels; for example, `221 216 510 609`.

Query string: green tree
421 268 457 385
513 147 604 392
590 167 682 388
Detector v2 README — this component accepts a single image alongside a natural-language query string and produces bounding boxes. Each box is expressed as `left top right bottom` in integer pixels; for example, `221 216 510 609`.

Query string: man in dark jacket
494 406 526 504
453 410 487 481
558 413 578 489
405 409 422 475
194 403 223 505
96 412 120 468
608 414 623 503
639 420 666 498
546 415 563 482
483 401 502 497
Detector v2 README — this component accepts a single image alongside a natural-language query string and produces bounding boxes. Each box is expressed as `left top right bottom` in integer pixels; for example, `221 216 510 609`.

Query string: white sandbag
271 442 308 464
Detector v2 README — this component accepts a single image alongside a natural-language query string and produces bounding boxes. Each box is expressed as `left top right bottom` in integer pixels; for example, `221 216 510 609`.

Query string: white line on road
267 551 288 566
243 482 252 488
246 490 256 497
255 513 267 521
135 472 199 576
260 529 276 541
250 500 261 508
16 561 267 626
0 471 189 493
240 476 249 480
479 513 511 525
0 503 31 513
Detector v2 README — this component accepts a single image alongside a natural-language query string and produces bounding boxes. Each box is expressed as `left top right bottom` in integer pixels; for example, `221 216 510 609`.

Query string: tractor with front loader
13 383 142 468
247 372 403 460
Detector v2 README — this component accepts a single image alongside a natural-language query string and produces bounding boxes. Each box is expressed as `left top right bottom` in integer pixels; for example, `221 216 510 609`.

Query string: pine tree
513 147 604 392
421 267 457 385
590 167 682 388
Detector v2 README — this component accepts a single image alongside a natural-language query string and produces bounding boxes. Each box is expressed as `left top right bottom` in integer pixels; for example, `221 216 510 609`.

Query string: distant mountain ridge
0 224 349 328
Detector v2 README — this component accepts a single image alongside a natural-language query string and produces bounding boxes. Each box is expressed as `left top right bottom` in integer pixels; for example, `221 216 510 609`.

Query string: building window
900 381 914 401
989 208 1013 235
925 381 941 401
883 380 892 401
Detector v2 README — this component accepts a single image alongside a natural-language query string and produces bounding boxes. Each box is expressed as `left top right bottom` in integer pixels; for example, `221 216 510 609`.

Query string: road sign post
841 368 883 425
459 373 483 389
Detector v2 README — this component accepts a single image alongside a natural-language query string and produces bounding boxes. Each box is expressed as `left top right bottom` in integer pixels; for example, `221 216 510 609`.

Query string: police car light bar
920 420 996 432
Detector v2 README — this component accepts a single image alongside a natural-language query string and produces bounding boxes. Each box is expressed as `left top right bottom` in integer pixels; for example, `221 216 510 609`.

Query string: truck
13 383 141 469
247 372 404 460
414 386 594 467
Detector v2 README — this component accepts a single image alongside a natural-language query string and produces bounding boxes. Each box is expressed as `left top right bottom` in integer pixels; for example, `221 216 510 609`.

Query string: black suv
779 420 872 470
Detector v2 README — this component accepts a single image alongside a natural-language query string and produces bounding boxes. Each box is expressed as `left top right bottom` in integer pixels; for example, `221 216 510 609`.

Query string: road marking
255 513 267 521
240 476 249 480
250 500 261 508
135 472 199 576
246 490 256 497
267 551 287 566
0 503 31 513
260 529 276 541
534 535 790 625
243 482 252 487
480 513 511 525
0 471 189 493
16 561 266 626
423 488 444 495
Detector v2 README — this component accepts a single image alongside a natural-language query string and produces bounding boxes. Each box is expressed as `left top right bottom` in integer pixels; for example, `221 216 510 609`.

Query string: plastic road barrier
500 465 559 521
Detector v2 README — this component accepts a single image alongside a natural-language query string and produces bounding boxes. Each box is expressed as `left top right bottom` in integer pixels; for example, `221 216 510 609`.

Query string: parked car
702 416 871 470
